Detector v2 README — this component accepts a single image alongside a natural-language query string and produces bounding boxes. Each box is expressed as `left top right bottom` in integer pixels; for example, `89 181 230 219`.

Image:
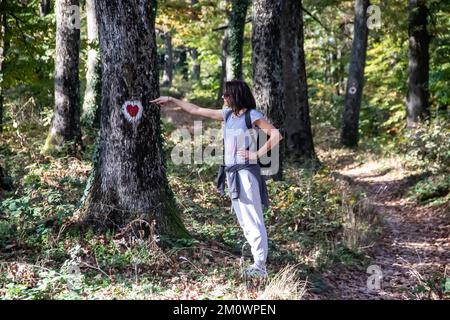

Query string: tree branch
212 17 252 32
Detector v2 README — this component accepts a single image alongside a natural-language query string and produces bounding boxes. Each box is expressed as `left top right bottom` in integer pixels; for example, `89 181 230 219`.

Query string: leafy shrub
407 174 450 205
400 121 450 174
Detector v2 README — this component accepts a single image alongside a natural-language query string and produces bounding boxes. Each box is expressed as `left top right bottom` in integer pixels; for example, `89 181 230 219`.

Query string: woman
151 80 283 277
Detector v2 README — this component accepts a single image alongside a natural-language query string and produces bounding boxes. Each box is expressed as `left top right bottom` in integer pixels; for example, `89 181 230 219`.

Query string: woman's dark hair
223 80 257 114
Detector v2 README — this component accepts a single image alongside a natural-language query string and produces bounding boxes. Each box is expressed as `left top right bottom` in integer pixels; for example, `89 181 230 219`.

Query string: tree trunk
0 10 7 134
216 30 229 107
406 0 430 127
190 0 200 81
190 48 200 81
80 0 189 237
39 0 51 16
228 0 250 80
43 0 82 155
162 31 173 87
225 28 234 81
179 49 189 81
216 0 232 106
81 0 101 128
281 0 318 164
252 0 285 180
341 0 370 148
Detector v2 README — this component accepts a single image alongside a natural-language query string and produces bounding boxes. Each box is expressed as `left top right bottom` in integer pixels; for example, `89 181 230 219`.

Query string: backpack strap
244 109 258 151
224 109 233 123
244 109 252 129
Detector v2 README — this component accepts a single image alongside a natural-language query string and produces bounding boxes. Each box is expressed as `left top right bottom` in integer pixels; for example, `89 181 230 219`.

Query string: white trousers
226 169 268 268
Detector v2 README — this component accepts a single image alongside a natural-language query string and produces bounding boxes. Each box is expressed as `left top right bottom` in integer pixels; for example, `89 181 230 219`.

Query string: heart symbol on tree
126 104 139 117
121 100 143 123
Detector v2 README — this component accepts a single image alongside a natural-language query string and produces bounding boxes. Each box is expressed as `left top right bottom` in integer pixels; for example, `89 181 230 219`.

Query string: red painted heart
126 104 139 117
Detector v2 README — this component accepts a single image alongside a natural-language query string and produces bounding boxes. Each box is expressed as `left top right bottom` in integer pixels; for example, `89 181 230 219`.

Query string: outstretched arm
150 96 223 121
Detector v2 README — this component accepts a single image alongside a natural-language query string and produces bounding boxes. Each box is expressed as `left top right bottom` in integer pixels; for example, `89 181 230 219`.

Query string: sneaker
243 264 268 278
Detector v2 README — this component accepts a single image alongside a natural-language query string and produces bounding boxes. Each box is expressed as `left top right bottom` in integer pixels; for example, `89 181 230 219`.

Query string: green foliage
3 1 55 126
407 175 450 205
400 121 450 174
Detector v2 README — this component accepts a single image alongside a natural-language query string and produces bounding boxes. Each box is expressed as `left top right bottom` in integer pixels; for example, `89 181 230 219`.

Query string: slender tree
43 0 82 155
406 0 430 127
190 0 200 81
161 30 173 87
179 48 189 80
190 48 200 80
216 0 231 106
228 0 250 80
39 0 51 16
81 0 101 127
80 0 188 237
341 0 370 147
281 0 317 163
217 28 229 106
252 0 285 180
0 7 7 134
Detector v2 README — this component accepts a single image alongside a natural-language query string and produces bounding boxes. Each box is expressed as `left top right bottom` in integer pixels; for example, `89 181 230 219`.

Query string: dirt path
317 156 449 299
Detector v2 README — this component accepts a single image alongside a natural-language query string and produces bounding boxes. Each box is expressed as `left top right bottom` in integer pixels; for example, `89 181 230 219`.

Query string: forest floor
0 103 448 300
311 151 449 299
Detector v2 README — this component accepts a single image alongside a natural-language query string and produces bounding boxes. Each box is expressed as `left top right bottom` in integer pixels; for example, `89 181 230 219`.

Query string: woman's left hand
237 150 258 161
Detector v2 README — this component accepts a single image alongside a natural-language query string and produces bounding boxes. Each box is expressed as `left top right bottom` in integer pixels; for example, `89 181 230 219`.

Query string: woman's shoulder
249 108 265 121
221 107 233 119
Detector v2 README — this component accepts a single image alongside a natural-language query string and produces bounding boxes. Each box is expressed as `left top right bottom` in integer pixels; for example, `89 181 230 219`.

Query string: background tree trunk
216 29 229 107
406 0 430 127
190 0 200 81
341 0 370 148
39 0 51 16
281 0 317 164
0 10 7 134
252 0 285 180
43 0 82 155
190 48 200 81
162 31 173 87
216 0 231 106
80 0 189 237
228 0 250 80
179 48 189 81
81 0 101 128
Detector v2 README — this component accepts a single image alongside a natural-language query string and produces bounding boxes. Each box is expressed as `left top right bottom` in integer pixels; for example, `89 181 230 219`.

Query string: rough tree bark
80 0 189 237
281 0 317 164
341 0 370 148
161 31 173 87
81 0 101 128
43 0 82 155
406 0 430 127
252 0 285 180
